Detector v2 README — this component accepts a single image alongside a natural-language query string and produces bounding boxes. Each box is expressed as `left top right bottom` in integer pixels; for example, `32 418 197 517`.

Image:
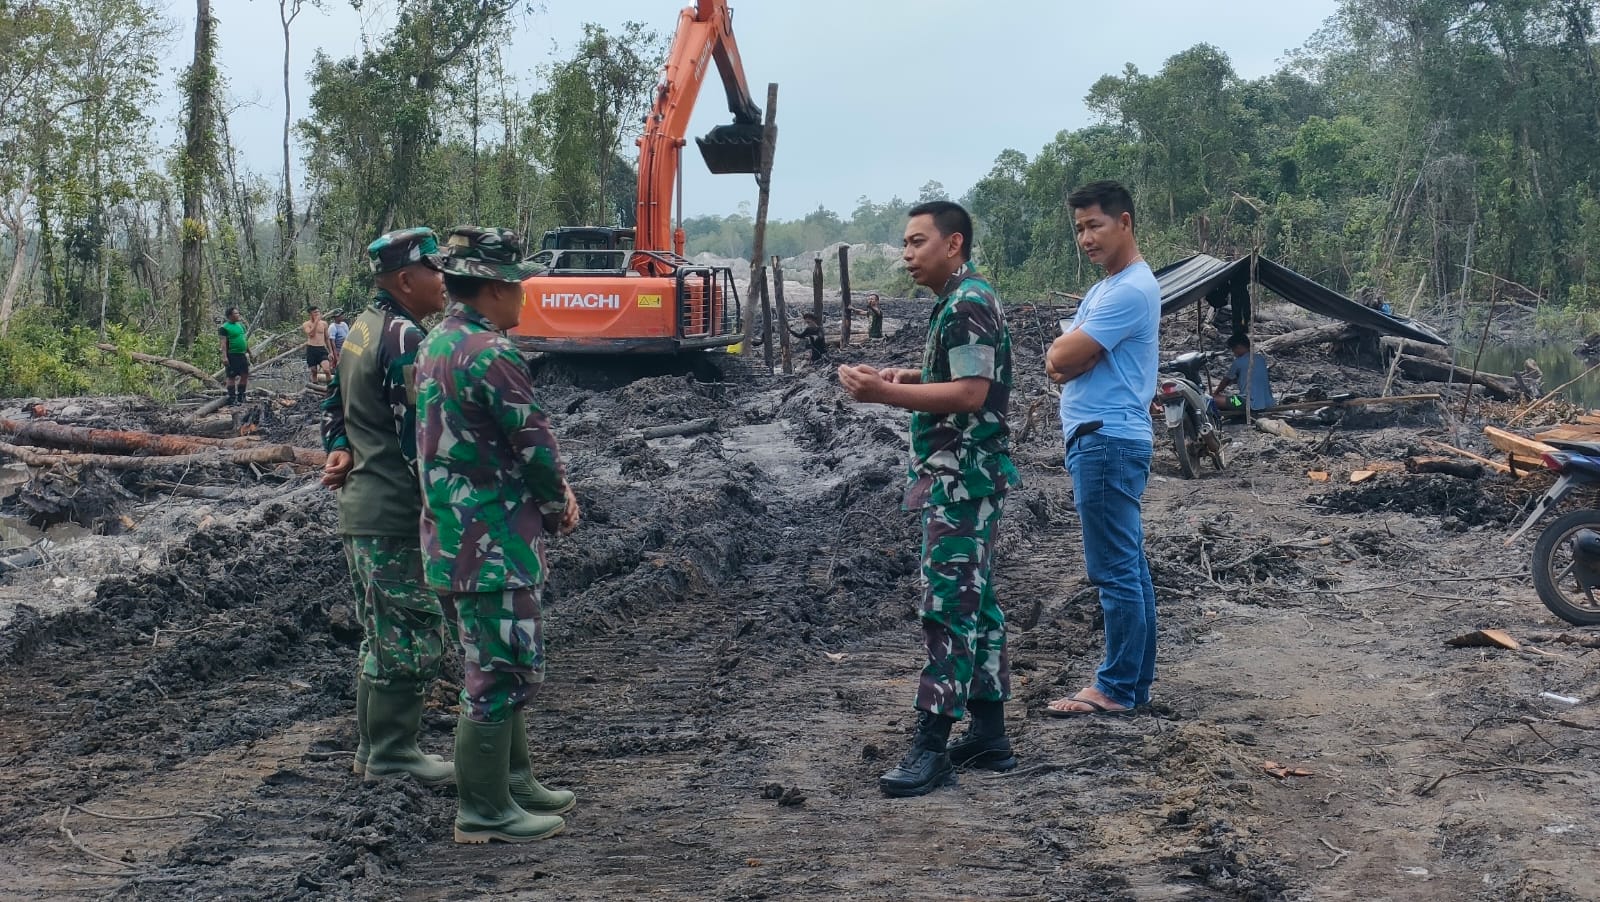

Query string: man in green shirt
850 293 885 340
320 227 454 788
217 307 249 405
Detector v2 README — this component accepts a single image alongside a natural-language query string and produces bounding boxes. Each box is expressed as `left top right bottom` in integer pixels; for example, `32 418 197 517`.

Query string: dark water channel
1473 341 1600 409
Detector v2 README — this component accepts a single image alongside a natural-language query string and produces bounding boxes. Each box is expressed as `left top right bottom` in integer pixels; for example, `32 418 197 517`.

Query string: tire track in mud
0 344 1303 901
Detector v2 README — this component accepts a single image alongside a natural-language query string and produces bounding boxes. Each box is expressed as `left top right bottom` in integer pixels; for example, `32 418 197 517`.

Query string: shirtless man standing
304 306 332 382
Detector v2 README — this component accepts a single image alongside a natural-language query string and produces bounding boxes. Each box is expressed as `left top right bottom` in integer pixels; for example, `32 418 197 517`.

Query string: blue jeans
1065 433 1156 708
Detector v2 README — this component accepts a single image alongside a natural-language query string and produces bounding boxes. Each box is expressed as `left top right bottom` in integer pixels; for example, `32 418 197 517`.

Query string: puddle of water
0 515 42 552
1472 343 1600 409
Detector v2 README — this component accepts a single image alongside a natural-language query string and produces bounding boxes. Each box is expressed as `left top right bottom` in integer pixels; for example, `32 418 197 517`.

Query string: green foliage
0 309 157 398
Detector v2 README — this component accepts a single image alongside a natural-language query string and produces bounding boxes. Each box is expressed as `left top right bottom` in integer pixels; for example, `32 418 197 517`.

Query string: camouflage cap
367 227 446 275
438 226 544 283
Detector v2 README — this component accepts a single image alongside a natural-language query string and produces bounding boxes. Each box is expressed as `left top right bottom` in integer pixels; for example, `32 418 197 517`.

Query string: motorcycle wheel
1168 419 1200 479
1531 509 1600 626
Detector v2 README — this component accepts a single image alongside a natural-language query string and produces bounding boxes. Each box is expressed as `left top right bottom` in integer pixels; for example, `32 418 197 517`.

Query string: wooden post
771 256 793 374
838 245 852 348
741 83 779 355
755 264 774 370
812 255 824 325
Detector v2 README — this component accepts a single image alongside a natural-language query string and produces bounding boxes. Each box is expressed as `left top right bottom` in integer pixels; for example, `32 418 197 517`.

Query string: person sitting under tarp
1211 334 1274 415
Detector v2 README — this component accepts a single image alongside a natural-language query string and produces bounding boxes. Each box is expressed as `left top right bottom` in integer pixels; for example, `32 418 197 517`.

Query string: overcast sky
180 0 1340 222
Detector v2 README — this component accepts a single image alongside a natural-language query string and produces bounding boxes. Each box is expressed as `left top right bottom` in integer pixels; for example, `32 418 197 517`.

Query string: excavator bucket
697 122 767 174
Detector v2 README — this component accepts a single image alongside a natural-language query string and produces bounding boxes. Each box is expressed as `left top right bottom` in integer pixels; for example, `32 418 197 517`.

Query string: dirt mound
1314 473 1528 528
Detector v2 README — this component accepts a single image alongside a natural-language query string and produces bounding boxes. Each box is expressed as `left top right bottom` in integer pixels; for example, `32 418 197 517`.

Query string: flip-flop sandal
1044 694 1135 718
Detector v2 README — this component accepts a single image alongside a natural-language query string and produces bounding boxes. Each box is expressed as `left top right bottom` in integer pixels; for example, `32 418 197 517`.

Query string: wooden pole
741 83 779 355
756 265 775 370
838 245 852 348
772 255 792 374
1461 283 1501 420
812 255 824 325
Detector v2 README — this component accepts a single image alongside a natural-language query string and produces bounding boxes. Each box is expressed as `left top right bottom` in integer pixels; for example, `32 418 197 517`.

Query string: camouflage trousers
343 536 449 687
442 586 546 723
915 493 1010 719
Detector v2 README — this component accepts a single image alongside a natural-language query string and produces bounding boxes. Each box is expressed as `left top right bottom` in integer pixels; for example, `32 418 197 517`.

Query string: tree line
689 1 1600 321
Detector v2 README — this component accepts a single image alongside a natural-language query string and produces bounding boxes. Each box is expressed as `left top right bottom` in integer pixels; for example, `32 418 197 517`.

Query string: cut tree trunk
1380 336 1451 363
95 343 221 388
1257 323 1363 356
1396 355 1521 401
0 441 294 470
0 418 256 454
1405 456 1485 479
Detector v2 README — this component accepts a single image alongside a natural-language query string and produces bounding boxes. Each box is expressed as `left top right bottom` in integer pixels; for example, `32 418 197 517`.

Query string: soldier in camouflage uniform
416 226 580 844
320 227 454 787
838 201 1020 797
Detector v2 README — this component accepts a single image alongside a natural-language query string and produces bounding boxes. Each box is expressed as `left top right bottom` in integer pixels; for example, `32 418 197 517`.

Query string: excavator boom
636 0 768 254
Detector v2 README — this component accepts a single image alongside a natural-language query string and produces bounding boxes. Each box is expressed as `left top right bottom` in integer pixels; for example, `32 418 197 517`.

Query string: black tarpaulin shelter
1153 253 1448 346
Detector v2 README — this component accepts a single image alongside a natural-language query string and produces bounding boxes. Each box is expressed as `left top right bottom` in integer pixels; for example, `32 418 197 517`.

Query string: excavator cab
537 227 635 273
697 122 766 174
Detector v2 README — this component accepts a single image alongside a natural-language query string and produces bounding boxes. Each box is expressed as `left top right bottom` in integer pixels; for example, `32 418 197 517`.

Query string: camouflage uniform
905 261 1019 720
416 227 567 725
321 228 452 688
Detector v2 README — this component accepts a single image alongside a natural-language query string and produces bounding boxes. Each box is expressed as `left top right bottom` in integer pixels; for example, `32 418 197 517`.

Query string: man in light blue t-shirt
1213 334 1274 413
1043 180 1160 718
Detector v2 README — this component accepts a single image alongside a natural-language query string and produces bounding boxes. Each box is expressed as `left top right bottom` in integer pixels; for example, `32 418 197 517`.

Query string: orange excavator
512 0 768 355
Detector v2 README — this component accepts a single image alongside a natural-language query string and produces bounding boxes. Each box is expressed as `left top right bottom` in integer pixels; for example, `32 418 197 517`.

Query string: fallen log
638 417 719 440
1379 336 1451 363
1253 393 1441 416
94 343 220 389
1257 323 1361 356
188 394 232 420
0 441 294 470
1396 355 1521 401
1405 456 1485 479
0 418 257 455
1418 438 1512 475
1254 417 1298 439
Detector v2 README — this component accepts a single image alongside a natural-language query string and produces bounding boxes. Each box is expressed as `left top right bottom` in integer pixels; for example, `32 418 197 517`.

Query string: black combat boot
947 698 1017 771
878 711 956 798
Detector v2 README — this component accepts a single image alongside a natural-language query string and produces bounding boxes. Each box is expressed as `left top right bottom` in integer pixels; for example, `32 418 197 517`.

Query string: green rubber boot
453 718 565 844
509 710 576 815
353 675 371 775
363 681 455 786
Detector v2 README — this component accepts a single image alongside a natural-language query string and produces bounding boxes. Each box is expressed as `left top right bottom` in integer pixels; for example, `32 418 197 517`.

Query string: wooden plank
1536 425 1600 443
1484 425 1554 459
1574 415 1600 426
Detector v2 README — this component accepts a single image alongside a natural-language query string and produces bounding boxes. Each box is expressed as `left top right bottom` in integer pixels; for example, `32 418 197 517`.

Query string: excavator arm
635 0 768 258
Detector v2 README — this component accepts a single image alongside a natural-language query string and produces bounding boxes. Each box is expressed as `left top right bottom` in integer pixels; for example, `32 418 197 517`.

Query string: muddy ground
2 297 1599 901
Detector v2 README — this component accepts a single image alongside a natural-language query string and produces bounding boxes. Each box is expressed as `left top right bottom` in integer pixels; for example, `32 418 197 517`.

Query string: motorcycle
1508 439 1600 625
1156 351 1226 480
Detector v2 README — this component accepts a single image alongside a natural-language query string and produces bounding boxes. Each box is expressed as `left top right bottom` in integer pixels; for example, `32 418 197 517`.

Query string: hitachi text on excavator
511 0 771 363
